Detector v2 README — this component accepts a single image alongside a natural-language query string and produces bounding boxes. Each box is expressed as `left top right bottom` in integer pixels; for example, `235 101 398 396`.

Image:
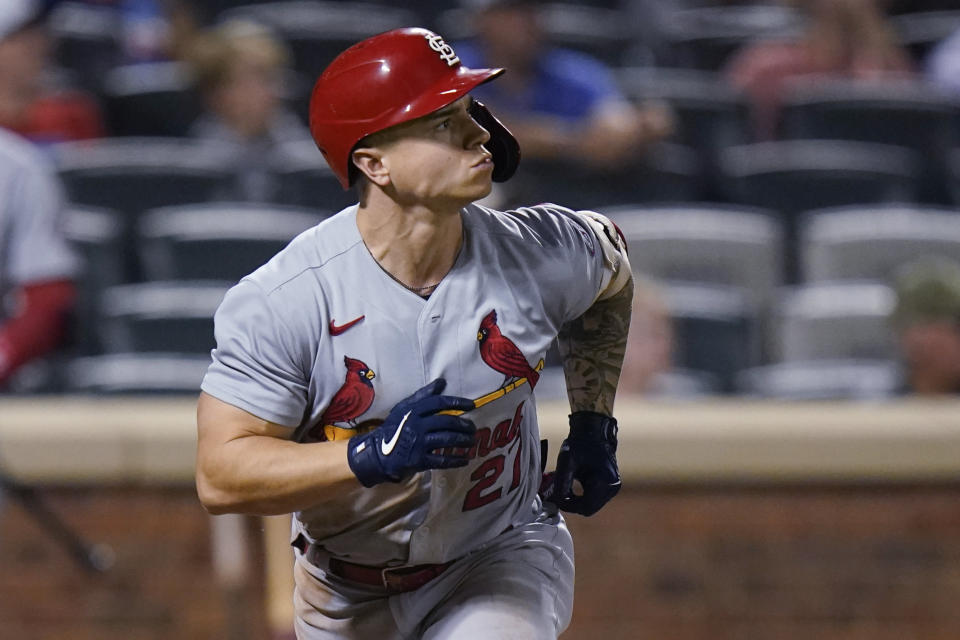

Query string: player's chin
467 181 493 202
458 172 493 200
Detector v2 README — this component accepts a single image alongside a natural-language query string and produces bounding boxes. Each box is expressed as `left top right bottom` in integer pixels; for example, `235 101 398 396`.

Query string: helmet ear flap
468 100 520 183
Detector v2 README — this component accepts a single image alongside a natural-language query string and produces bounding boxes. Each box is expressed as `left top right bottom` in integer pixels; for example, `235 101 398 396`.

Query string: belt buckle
381 567 407 592
381 561 453 592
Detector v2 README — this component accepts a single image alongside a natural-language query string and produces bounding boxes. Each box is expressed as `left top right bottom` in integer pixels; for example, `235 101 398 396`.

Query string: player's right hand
347 378 476 487
549 411 621 516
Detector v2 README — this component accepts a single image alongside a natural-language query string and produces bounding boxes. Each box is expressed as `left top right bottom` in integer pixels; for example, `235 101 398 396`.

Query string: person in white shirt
0 0 78 388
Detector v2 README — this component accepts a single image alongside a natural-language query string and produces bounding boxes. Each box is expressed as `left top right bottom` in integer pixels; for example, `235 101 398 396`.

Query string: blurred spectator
926 27 960 96
10 0 204 145
120 0 170 64
69 0 195 64
618 276 673 396
725 0 914 139
164 0 202 61
454 0 673 169
12 71 104 145
0 0 78 388
890 257 960 395
185 20 308 202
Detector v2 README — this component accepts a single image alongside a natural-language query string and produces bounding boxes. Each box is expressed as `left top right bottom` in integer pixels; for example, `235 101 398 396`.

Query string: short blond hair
187 19 290 93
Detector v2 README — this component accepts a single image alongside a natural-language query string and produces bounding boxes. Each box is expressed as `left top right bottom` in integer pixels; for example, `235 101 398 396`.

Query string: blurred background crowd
4 0 960 401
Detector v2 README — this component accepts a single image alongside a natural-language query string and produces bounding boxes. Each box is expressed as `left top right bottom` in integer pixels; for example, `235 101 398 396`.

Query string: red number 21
462 437 523 511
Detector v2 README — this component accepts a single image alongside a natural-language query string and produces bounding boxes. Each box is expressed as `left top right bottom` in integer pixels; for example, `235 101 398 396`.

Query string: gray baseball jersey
202 202 610 566
0 128 77 318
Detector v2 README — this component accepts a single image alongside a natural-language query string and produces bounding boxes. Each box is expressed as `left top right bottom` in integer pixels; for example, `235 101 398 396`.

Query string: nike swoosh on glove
347 378 476 488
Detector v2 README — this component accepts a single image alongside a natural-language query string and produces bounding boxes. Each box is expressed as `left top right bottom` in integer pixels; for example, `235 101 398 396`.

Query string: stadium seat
779 80 960 203
891 10 960 64
6 206 128 391
657 4 804 71
617 67 752 198
719 140 921 281
602 203 783 305
890 1 960 15
800 204 960 282
660 282 759 394
779 81 959 149
621 143 705 205
536 3 644 66
138 202 328 282
515 142 703 210
62 206 128 355
617 68 752 150
268 140 356 212
646 369 721 399
437 4 640 67
540 364 720 400
55 138 237 215
736 359 899 400
97 281 230 355
192 0 268 24
0 355 68 394
64 353 212 394
201 0 447 26
277 68 313 126
772 282 898 362
720 140 920 214
48 1 121 93
101 62 202 137
949 150 960 207
55 138 238 280
217 2 419 75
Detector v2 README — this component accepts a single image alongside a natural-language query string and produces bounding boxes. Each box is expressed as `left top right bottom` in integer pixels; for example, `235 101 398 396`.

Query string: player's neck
357 197 464 292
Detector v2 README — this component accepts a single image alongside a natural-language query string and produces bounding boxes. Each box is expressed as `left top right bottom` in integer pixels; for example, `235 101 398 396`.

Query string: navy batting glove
347 378 476 488
552 412 621 516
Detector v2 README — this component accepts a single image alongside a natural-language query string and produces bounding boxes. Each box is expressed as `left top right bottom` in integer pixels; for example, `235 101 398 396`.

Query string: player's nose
465 114 491 150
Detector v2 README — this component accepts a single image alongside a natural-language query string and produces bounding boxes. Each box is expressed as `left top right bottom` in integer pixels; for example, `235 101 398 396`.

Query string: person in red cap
196 27 633 639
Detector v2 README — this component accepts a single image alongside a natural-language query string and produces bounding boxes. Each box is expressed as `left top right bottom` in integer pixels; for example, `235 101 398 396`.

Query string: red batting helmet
309 27 507 189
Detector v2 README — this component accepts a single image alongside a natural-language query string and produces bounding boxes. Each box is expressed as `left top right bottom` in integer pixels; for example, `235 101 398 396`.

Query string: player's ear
351 147 391 188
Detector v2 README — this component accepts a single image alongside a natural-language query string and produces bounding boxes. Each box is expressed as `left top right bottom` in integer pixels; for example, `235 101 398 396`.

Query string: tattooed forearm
557 278 634 415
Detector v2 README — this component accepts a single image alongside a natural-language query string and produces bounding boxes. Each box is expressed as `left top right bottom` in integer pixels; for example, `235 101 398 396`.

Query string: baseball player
196 27 633 639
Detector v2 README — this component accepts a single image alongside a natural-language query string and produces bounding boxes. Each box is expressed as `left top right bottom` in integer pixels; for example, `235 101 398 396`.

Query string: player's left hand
347 378 476 488
549 411 621 516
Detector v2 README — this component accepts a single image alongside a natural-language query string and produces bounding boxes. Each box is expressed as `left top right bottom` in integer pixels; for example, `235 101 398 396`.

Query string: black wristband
568 411 618 444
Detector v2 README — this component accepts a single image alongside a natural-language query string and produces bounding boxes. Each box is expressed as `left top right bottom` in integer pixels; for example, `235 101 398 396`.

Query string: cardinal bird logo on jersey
477 310 540 390
309 356 376 441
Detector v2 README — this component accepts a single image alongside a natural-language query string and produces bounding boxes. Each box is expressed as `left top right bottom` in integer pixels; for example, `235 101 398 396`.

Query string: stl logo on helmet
424 33 459 67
